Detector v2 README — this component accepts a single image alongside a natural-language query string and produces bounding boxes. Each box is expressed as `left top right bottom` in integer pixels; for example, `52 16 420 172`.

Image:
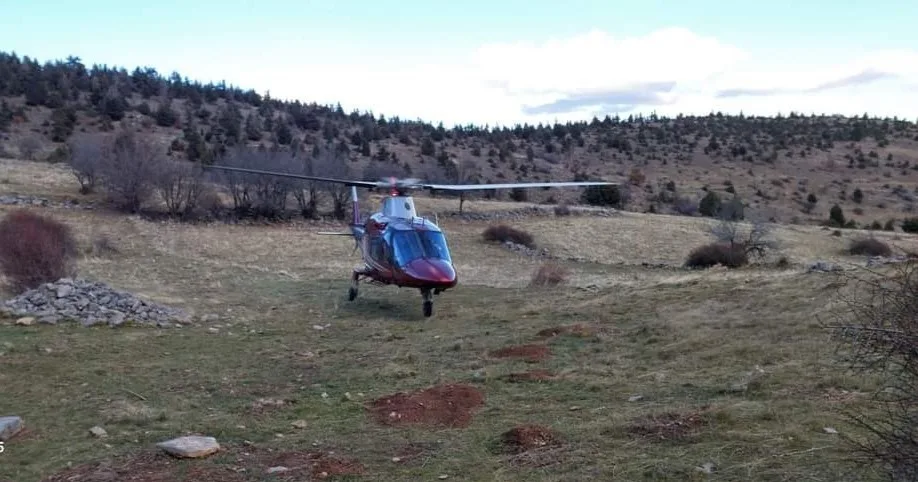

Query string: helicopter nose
405 259 457 286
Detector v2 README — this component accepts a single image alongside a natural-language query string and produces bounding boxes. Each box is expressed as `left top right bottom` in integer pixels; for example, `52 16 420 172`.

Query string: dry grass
0 157 902 481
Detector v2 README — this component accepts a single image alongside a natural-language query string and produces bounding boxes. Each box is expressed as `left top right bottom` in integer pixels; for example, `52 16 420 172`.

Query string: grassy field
0 157 907 481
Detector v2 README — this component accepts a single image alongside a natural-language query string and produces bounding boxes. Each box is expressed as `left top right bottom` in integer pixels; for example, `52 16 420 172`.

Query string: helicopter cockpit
389 229 452 266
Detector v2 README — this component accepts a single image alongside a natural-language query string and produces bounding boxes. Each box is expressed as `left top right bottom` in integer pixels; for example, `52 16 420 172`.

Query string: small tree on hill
830 204 846 227
581 184 628 208
699 190 722 217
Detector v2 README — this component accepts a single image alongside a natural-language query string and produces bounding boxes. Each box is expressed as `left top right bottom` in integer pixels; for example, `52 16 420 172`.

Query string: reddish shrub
530 262 570 287
0 209 78 292
849 237 892 257
685 242 748 268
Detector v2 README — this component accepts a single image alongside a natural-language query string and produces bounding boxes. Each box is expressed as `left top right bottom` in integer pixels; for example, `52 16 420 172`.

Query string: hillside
3 50 918 227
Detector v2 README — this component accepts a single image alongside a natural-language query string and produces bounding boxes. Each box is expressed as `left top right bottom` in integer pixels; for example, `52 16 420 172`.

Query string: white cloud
261 28 918 127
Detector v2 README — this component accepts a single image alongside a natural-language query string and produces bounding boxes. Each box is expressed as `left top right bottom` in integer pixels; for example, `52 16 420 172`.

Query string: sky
3 0 918 127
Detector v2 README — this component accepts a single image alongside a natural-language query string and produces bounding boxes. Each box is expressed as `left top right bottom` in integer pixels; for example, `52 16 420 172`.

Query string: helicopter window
391 230 451 264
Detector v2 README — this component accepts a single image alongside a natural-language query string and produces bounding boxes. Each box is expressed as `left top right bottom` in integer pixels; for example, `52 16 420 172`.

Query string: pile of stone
503 240 551 258
866 255 913 268
1 278 191 327
0 194 95 210
440 205 617 222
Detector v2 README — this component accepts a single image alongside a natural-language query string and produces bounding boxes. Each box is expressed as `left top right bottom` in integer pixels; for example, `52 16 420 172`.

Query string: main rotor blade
420 181 617 191
204 165 381 189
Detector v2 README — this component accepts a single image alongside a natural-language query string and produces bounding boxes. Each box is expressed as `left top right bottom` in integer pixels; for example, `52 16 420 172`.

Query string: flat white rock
0 416 23 441
156 435 220 458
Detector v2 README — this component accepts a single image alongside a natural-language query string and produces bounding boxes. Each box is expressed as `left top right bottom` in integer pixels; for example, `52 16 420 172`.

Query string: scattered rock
502 240 551 258
367 383 485 428
263 450 366 478
727 365 766 393
628 395 644 402
696 462 716 474
89 426 107 438
267 466 289 474
535 324 594 339
627 408 709 441
14 316 34 326
807 261 844 273
489 343 551 362
439 205 617 223
1 278 191 328
250 397 288 414
824 427 838 434
499 425 562 454
0 194 96 210
503 369 556 383
867 255 912 267
0 416 23 441
156 435 220 458
291 420 308 429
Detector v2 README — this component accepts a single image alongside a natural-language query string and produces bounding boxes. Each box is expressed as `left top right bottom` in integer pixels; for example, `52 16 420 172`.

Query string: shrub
685 242 748 268
529 262 570 287
0 209 78 293
849 237 892 257
482 224 534 248
826 262 918 480
553 204 572 216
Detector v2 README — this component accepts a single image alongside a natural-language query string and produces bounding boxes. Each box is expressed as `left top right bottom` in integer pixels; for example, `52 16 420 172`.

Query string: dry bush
849 237 892 257
0 209 77 293
685 242 748 268
482 224 535 248
553 204 572 216
529 262 570 287
826 262 918 480
153 159 206 218
67 133 104 194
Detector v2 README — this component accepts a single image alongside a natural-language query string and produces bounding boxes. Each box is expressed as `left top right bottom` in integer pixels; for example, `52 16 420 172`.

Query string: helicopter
205 164 616 317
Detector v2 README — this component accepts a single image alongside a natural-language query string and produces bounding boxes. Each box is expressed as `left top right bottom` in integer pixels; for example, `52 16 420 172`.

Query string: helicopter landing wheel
348 271 360 301
421 288 433 317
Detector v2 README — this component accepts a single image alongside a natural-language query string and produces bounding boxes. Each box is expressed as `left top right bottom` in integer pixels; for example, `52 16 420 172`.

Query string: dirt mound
627 409 709 441
536 324 594 339
500 425 562 454
489 344 551 362
40 451 247 482
367 383 485 428
503 369 556 382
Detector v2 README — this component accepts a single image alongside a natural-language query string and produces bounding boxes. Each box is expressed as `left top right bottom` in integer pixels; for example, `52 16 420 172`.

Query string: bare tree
67 133 107 194
825 262 918 480
312 144 352 219
708 215 778 260
291 153 321 219
18 134 41 160
213 145 298 218
97 129 162 213
153 159 206 218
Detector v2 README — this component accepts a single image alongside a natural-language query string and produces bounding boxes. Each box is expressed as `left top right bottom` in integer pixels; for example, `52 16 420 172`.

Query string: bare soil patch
627 408 710 442
500 425 562 454
367 383 485 428
262 450 366 479
502 369 556 382
535 323 594 339
489 343 551 362
40 451 247 482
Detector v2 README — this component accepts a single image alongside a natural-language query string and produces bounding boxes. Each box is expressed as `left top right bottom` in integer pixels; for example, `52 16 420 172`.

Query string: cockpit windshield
390 229 451 265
